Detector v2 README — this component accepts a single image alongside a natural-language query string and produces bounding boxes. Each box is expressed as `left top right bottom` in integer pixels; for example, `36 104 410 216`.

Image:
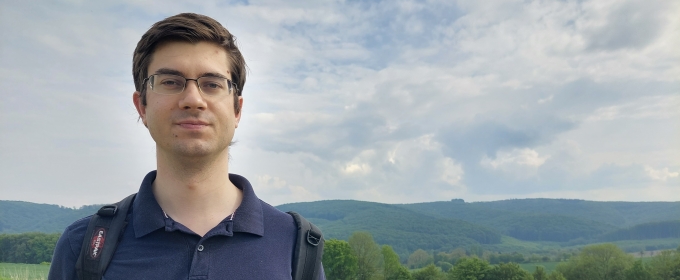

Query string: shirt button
197 245 204 252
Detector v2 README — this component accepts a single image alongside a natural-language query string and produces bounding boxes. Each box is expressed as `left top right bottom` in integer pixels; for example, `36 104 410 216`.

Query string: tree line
598 220 680 242
323 231 554 280
3 231 680 279
0 200 98 234
0 232 60 264
323 232 680 280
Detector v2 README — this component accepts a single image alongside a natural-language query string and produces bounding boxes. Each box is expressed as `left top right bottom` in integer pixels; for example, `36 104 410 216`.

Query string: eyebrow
154 68 185 76
154 68 230 80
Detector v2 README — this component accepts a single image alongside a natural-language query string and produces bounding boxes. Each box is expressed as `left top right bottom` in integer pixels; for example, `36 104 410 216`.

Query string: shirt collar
132 171 265 238
229 173 264 236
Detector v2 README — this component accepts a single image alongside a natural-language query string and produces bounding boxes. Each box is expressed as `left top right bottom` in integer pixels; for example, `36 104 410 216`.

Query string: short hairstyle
132 13 246 112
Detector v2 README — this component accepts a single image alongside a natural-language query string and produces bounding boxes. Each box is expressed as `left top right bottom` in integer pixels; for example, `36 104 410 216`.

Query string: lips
176 120 209 129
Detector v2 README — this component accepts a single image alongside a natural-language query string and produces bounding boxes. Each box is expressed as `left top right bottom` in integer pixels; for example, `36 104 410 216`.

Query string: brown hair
132 13 246 112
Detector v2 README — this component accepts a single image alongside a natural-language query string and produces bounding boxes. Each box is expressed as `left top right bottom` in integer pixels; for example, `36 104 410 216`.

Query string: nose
178 80 207 110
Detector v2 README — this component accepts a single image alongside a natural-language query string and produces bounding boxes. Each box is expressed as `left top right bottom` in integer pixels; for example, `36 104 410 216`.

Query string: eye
199 77 226 93
159 78 183 88
203 82 222 89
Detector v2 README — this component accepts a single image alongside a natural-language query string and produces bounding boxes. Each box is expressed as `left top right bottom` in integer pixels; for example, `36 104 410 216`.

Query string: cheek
144 105 165 133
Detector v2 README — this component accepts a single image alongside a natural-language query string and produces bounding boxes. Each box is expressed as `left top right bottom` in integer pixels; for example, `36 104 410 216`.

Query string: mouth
176 120 209 130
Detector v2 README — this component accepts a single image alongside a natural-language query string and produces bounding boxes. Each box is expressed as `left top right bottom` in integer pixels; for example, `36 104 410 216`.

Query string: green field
0 263 49 280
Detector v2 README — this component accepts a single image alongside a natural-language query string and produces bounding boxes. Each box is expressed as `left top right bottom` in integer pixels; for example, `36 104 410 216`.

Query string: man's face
133 41 243 158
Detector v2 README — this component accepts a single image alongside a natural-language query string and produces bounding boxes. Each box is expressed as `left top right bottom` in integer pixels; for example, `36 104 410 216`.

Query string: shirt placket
189 240 210 280
187 220 234 279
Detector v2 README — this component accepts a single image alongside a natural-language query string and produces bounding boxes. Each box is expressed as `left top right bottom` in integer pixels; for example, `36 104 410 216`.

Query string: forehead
147 41 231 77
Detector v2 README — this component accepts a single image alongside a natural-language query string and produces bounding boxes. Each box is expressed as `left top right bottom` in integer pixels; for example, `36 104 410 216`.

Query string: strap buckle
306 230 321 246
97 205 118 217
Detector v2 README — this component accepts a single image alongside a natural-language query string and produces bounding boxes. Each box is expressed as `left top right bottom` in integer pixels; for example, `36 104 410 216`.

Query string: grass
484 236 680 256
0 263 49 280
556 238 680 253
482 236 564 254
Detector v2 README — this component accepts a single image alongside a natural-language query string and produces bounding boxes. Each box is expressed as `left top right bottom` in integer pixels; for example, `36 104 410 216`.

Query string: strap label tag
88 227 107 260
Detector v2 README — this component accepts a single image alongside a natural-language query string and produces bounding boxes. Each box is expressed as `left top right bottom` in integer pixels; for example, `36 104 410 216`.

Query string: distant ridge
277 200 501 256
2 198 679 256
598 220 680 241
399 198 680 243
0 201 99 233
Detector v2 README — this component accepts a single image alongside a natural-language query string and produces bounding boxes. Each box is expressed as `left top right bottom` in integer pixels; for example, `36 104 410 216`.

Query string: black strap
288 211 324 280
74 196 321 279
75 194 136 280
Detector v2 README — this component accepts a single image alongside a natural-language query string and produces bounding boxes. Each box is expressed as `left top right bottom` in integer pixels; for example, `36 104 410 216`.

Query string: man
48 13 324 279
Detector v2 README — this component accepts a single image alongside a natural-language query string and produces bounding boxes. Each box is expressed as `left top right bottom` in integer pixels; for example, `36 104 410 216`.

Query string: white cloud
439 157 465 187
482 148 550 170
586 95 680 122
1 0 679 206
537 95 554 104
645 166 679 181
256 174 321 203
256 175 288 190
287 185 322 202
342 163 373 175
341 150 376 176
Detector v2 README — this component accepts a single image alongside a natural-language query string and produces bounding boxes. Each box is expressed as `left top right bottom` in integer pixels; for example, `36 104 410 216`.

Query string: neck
152 147 243 236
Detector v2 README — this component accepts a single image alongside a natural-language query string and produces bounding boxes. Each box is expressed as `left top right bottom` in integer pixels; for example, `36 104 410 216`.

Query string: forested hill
2 198 680 256
0 201 98 233
398 199 680 242
276 200 501 256
400 199 680 228
278 199 680 249
598 220 680 242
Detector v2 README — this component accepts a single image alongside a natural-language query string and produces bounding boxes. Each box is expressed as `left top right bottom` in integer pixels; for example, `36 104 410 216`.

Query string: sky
0 0 678 208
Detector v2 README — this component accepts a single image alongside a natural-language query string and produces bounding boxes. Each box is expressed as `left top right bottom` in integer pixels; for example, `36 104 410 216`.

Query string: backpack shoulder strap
75 193 136 280
287 211 324 280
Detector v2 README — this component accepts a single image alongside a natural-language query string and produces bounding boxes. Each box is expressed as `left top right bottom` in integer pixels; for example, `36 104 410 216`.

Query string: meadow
0 263 49 280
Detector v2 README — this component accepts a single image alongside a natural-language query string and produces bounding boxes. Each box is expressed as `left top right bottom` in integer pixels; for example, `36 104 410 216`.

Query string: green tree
437 261 453 273
486 262 533 280
624 260 651 280
0 233 60 264
382 245 412 280
647 250 680 280
556 243 633 280
409 249 433 269
437 248 467 266
447 257 490 280
467 245 483 258
412 264 444 280
349 232 383 280
532 266 547 280
546 271 566 280
323 239 358 280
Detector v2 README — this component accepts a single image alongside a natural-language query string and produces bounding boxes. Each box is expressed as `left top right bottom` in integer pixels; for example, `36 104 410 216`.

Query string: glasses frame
143 74 240 96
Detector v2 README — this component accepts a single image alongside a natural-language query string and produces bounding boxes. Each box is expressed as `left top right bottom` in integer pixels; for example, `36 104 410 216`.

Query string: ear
235 97 243 128
133 91 148 127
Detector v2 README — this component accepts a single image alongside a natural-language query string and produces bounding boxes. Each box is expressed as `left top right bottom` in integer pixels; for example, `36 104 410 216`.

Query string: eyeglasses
143 74 239 96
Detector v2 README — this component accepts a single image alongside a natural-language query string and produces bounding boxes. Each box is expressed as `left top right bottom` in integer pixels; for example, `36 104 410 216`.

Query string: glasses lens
198 77 230 95
151 74 185 94
147 74 233 96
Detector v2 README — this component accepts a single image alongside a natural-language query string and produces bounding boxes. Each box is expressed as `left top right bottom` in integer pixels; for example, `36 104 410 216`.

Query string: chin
172 142 228 158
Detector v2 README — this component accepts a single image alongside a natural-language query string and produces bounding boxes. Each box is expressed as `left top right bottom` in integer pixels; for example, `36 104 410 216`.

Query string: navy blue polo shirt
48 171 325 279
